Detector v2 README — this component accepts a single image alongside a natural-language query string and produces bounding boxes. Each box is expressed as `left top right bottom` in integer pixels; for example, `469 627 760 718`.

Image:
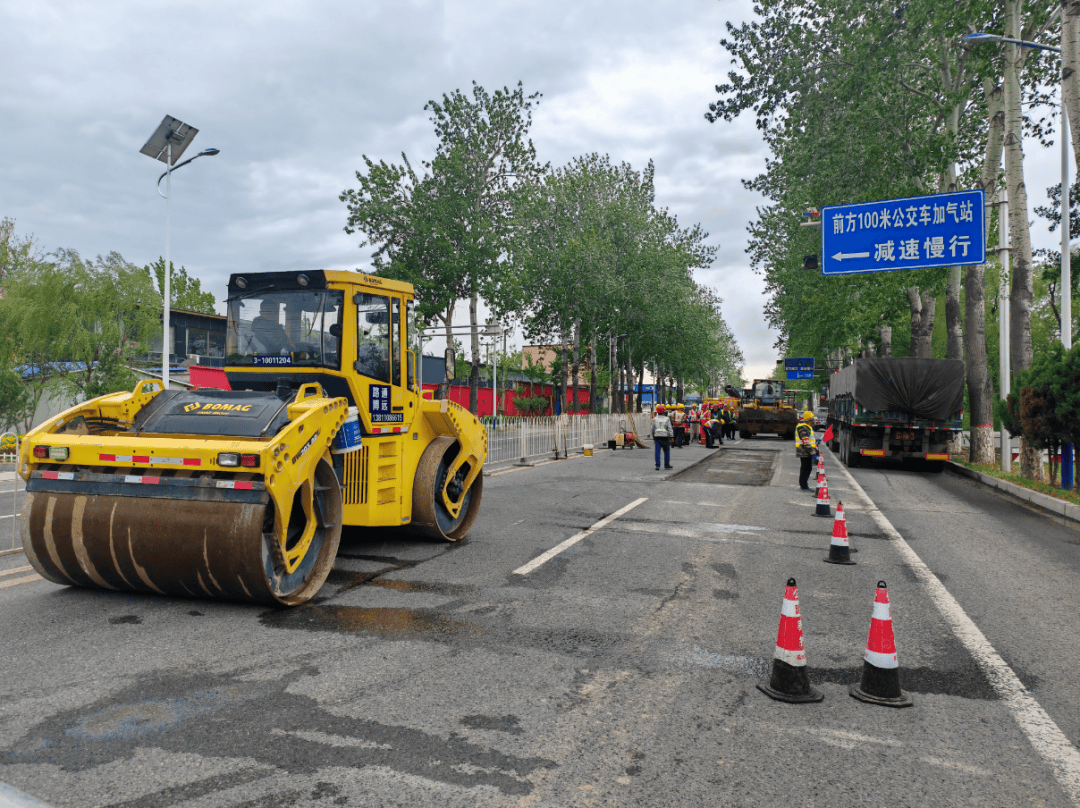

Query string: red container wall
420 384 589 416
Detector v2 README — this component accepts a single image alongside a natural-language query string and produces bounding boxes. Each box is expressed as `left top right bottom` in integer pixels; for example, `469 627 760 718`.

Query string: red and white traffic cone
814 475 831 517
757 578 823 703
823 501 855 564
850 581 912 707
817 454 825 475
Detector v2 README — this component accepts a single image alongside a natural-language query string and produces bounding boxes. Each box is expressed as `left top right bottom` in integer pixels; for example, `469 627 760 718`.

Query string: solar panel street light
139 116 213 390
140 116 198 165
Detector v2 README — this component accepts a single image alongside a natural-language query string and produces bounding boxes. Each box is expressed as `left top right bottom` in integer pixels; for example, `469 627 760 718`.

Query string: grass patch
953 458 1080 507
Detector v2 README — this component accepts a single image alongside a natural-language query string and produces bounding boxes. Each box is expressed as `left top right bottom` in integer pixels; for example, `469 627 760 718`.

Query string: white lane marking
0 573 42 589
0 565 32 578
616 522 762 545
270 728 391 749
828 448 1080 805
0 513 21 520
513 498 648 575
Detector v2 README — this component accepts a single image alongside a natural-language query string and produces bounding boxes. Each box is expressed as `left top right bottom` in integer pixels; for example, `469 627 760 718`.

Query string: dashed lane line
0 565 32 578
512 497 648 575
0 573 42 589
827 447 1080 806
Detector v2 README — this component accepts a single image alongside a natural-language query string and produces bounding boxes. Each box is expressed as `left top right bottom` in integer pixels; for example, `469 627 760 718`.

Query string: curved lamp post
155 147 220 389
139 116 219 390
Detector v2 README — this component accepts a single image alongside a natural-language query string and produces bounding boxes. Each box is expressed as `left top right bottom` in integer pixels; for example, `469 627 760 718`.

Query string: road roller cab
18 270 487 606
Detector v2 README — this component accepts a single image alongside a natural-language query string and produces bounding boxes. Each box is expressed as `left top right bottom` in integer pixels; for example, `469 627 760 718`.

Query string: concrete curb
946 461 1080 529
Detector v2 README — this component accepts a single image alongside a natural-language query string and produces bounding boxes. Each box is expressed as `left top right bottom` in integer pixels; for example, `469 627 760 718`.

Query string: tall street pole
1061 51 1074 489
163 140 172 390
1000 187 1012 473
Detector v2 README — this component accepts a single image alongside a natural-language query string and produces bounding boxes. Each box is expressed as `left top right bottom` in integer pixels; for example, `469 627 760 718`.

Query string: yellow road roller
18 270 486 606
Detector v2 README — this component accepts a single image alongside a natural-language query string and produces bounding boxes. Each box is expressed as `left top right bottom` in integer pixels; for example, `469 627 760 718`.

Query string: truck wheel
927 460 944 473
847 432 862 468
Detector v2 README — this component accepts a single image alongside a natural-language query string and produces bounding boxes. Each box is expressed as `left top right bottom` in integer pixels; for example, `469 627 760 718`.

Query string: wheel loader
733 379 797 439
17 270 486 606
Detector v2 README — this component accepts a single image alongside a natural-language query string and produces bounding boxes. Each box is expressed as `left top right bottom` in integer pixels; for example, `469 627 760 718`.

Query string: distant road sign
820 189 985 276
784 358 814 373
787 371 813 380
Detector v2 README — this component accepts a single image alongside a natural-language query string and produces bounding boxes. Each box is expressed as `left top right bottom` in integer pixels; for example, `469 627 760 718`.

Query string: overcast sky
1 0 1068 381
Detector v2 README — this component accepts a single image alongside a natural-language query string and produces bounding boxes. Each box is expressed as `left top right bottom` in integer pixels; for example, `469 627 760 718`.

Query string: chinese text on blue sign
820 189 985 276
369 384 402 423
784 358 814 372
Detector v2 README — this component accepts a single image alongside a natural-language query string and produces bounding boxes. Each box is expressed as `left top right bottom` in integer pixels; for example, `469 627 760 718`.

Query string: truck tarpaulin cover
830 358 965 420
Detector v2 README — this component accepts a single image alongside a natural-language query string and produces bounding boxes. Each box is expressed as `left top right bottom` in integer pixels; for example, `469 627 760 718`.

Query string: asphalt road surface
1 438 1078 807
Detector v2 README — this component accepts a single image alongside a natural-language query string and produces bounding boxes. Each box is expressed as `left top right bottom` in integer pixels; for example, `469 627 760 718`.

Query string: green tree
343 81 547 413
0 247 159 419
707 0 1059 473
144 257 217 314
0 365 34 433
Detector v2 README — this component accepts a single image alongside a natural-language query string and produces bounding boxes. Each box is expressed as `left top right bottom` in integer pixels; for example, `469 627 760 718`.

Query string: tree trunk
968 79 1006 466
1004 0 1043 480
559 337 569 417
964 265 995 463
617 349 625 414
907 287 935 358
676 376 684 404
1064 1 1080 171
635 360 645 412
946 268 963 361
571 317 581 415
436 303 456 400
589 339 597 415
877 326 892 357
468 291 480 414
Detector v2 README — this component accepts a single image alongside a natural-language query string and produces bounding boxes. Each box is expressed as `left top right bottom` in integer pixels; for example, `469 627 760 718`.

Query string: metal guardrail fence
483 413 646 464
1 433 22 557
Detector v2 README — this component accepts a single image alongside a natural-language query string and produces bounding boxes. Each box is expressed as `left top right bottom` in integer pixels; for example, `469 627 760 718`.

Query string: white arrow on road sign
831 251 871 261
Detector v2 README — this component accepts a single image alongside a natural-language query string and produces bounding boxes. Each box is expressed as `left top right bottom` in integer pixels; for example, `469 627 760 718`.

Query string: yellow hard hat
802 409 814 420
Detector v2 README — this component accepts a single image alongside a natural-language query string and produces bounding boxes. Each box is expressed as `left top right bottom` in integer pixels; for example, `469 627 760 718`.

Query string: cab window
391 298 402 387
355 293 393 383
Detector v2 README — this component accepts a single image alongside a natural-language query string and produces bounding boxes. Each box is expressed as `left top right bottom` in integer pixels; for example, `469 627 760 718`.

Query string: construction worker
652 404 674 470
796 409 818 491
702 408 715 448
671 405 686 448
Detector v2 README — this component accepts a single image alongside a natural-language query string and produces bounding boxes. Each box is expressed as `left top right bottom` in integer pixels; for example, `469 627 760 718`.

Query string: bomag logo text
184 403 253 414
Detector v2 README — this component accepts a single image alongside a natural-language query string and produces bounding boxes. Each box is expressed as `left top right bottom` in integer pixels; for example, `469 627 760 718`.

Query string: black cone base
757 658 823 703
814 502 832 517
824 544 856 565
849 660 912 707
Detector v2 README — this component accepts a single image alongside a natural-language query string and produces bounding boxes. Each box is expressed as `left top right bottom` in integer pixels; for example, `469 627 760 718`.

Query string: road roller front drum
22 459 342 607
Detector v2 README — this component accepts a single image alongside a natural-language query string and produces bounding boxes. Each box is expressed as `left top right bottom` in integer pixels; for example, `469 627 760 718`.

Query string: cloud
9 0 1060 371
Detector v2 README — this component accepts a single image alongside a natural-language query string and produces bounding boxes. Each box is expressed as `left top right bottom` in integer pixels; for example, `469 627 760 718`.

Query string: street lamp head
963 32 998 43
201 148 221 156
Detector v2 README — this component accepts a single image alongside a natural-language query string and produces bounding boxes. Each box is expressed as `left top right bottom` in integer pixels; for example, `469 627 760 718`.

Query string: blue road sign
784 358 814 373
787 371 813 380
820 189 985 276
